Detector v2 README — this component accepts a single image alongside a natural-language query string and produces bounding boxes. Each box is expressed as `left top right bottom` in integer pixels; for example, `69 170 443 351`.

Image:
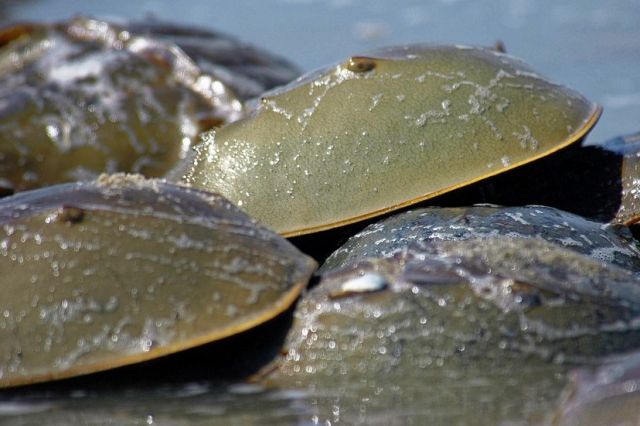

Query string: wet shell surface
128 20 300 101
553 349 640 426
0 174 316 388
321 205 640 273
180 44 601 236
599 131 640 226
265 238 640 423
0 16 280 192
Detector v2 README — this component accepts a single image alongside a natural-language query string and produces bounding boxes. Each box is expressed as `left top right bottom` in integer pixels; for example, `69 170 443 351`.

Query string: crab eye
346 56 376 73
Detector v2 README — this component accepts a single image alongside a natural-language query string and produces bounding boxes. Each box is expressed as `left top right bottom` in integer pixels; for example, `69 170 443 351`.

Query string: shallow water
0 384 315 426
0 1 639 424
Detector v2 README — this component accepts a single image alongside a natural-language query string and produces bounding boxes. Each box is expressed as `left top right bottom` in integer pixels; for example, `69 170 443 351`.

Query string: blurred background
2 0 638 142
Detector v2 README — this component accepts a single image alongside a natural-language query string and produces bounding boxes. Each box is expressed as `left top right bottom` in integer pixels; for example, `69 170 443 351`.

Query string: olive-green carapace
180 44 601 237
0 174 316 388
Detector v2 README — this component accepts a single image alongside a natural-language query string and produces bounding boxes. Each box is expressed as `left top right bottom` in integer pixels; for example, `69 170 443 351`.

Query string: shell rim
281 103 603 237
0 267 313 389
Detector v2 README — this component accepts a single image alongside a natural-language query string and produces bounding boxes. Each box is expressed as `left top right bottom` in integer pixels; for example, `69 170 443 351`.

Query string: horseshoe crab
0 174 316 388
321 205 640 273
0 17 298 193
263 238 640 424
179 44 601 236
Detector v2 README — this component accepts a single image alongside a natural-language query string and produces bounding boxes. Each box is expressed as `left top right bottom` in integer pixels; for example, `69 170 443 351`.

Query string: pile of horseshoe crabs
2 16 640 425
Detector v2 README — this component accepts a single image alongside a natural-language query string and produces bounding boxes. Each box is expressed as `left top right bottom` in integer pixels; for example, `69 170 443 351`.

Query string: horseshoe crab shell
263 238 640 423
0 17 298 193
180 44 601 236
0 174 316 388
321 205 640 273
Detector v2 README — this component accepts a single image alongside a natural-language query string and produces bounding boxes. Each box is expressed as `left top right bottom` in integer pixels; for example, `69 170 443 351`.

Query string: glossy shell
180 44 601 236
128 20 300 100
0 17 294 192
264 239 640 423
321 205 640 273
599 131 640 226
0 174 316 388
553 350 640 426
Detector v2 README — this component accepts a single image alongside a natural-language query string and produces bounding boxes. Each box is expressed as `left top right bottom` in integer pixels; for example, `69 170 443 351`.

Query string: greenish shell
264 239 640 423
180 44 601 236
0 174 316 388
0 16 288 192
321 205 640 273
